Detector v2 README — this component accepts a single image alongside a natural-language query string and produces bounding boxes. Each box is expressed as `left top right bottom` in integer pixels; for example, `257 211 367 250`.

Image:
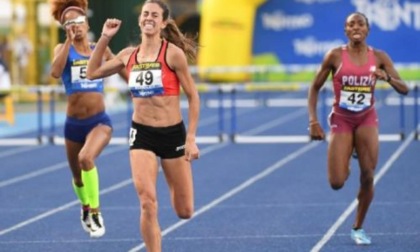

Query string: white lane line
310 131 415 252
0 179 133 236
127 141 320 252
244 108 307 135
2 231 419 245
0 232 420 245
0 105 306 188
0 108 308 241
0 143 230 237
0 146 45 159
0 145 127 188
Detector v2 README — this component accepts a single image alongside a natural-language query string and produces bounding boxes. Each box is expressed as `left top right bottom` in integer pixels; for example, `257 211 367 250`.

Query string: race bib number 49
128 62 164 97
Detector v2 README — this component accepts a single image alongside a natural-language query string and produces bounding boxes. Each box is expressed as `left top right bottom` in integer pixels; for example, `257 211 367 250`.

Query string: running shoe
351 228 371 245
89 212 106 238
80 209 91 233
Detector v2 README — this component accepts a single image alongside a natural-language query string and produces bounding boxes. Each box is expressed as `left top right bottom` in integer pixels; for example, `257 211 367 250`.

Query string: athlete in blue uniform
49 0 127 238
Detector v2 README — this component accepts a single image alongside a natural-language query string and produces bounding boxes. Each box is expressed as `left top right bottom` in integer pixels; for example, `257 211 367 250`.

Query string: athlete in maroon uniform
308 12 408 245
86 1 200 251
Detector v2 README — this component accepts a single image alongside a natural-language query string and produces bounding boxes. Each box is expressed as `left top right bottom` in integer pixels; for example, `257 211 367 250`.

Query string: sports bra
125 40 180 97
332 46 377 113
61 44 104 95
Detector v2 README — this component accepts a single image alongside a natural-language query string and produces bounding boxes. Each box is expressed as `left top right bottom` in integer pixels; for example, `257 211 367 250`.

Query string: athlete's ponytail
142 0 198 63
161 19 197 63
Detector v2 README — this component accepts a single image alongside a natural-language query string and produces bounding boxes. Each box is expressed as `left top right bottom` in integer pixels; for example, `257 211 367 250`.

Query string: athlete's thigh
354 126 378 170
82 124 112 158
328 132 353 178
161 157 194 207
130 149 160 198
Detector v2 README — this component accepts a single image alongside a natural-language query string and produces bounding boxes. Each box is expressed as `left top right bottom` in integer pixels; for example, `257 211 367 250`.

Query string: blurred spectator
0 35 11 96
0 58 11 97
13 32 33 85
0 36 8 60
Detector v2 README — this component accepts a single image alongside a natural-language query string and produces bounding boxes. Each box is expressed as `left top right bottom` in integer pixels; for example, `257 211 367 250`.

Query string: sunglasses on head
62 16 86 28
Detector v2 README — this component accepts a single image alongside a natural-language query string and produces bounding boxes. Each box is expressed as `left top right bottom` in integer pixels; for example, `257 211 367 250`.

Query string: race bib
70 60 102 90
71 65 87 83
128 62 164 97
339 85 372 112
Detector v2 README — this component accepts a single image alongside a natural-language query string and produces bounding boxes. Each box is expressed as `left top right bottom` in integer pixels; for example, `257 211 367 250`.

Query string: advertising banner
253 0 420 65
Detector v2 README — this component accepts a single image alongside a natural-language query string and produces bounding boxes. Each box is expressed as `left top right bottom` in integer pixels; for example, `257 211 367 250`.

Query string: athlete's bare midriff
66 92 105 118
132 95 182 127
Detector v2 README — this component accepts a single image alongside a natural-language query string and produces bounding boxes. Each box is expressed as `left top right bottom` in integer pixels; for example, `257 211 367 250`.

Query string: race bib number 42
339 85 373 112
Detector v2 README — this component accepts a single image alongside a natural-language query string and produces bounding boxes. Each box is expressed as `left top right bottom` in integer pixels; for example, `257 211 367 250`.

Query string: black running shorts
129 121 186 159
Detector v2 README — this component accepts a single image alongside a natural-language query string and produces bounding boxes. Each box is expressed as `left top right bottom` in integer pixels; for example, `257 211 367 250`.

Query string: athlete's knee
175 205 194 219
329 174 346 190
139 194 158 218
330 181 345 190
78 151 95 169
360 169 374 188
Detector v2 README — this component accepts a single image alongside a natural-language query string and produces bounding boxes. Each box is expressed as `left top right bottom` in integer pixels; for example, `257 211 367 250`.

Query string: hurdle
47 85 223 145
415 84 419 140
0 93 15 126
50 81 419 144
0 86 49 146
221 82 414 144
0 64 418 145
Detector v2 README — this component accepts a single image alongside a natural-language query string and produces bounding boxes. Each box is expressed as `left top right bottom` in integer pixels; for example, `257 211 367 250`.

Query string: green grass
251 53 420 83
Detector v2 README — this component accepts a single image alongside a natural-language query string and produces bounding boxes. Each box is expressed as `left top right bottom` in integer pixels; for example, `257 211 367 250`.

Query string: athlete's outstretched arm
87 34 125 80
87 19 125 80
103 47 129 83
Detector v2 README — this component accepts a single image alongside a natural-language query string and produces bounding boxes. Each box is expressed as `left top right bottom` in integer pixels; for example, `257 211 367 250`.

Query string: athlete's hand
65 25 76 41
370 66 389 81
185 137 200 162
309 121 325 141
102 18 122 38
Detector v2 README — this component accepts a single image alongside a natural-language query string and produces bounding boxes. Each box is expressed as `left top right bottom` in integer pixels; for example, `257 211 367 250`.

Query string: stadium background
0 0 419 89
0 1 419 251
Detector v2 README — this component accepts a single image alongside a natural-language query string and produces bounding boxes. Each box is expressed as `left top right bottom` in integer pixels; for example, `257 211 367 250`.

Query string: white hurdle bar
1 81 417 146
233 133 402 144
49 135 223 146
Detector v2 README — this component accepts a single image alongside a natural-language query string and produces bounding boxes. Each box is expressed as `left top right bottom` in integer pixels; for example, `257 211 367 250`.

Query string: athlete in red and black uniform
308 12 408 245
86 1 200 251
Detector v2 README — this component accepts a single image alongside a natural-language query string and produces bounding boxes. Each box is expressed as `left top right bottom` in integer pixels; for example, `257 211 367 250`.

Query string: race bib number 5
71 65 87 83
70 59 102 90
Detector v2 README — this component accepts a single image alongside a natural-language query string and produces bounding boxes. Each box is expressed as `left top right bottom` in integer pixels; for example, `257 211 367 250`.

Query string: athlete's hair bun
50 0 88 22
